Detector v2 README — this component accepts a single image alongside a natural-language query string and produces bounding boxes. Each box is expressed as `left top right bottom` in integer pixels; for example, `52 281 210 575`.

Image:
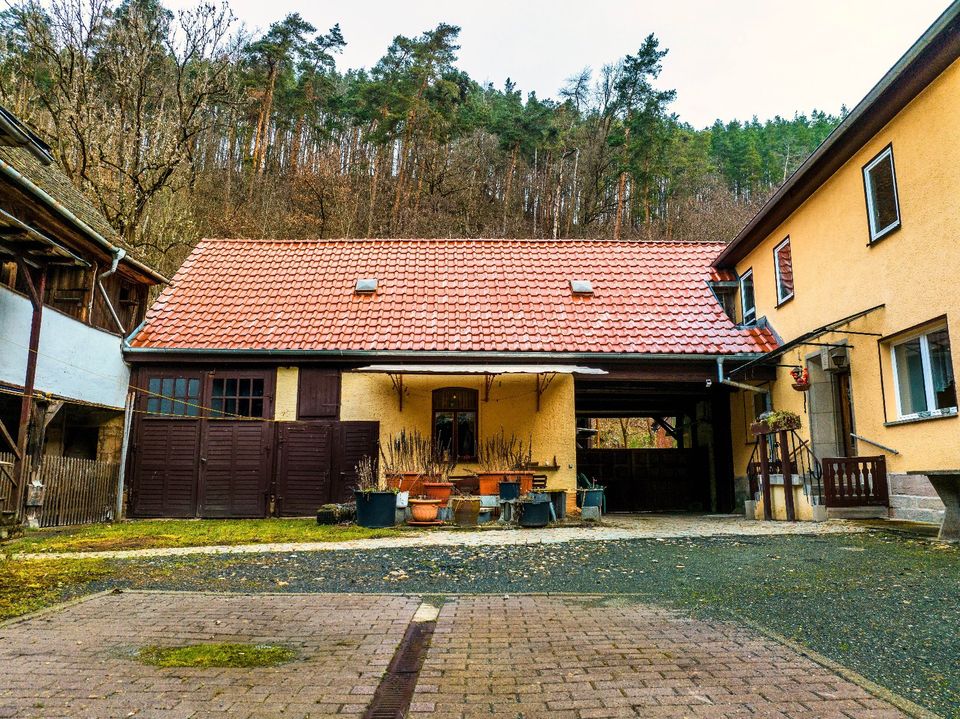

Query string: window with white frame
739 269 756 324
892 326 957 419
774 237 794 304
863 145 901 242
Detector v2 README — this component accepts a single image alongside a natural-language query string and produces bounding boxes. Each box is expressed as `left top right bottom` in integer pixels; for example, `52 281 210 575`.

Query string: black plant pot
518 498 551 528
354 491 396 528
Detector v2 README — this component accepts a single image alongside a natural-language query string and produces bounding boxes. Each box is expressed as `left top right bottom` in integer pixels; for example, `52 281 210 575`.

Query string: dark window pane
225 378 237 396
146 397 160 414
174 378 186 400
458 412 477 458
148 378 161 394
741 273 755 322
161 378 174 399
434 412 454 455
238 378 251 397
160 397 173 416
868 154 899 235
251 399 264 418
210 398 224 418
212 378 225 398
187 379 200 399
251 379 264 397
928 329 956 410
224 398 237 416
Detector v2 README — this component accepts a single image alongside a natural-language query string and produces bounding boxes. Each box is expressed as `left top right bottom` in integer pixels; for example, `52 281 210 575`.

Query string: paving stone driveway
0 592 911 719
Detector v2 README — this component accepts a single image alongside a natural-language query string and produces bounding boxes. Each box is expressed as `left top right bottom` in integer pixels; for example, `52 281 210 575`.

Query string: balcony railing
821 456 889 507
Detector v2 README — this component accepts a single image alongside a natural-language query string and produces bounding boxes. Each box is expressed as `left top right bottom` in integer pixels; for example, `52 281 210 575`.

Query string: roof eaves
713 2 960 269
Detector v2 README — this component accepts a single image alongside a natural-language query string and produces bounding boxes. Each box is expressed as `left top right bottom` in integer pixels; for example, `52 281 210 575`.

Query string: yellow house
713 5 960 532
123 238 775 518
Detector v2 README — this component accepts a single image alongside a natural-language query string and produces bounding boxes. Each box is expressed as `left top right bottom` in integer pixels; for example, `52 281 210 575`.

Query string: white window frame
890 325 958 420
773 237 794 304
739 268 756 325
862 145 901 243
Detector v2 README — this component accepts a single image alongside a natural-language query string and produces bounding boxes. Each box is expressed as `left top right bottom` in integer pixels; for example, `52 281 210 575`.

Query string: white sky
169 0 951 128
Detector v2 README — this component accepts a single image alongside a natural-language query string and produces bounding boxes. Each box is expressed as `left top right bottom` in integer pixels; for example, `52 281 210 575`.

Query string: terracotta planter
477 471 534 495
408 498 442 523
423 481 454 503
385 472 425 497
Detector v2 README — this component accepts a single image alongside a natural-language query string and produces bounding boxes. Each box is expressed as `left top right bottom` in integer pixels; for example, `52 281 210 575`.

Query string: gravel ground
83 530 958 717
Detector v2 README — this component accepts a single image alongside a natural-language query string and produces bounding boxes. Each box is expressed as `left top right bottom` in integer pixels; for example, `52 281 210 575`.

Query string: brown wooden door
130 420 201 518
835 371 856 457
199 422 271 518
276 421 334 515
332 421 380 503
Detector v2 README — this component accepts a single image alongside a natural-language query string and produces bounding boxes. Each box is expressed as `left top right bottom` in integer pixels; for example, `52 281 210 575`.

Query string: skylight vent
355 278 378 294
570 280 594 296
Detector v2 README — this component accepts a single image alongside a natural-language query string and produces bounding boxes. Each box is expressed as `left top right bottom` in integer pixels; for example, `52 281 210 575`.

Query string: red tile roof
130 239 778 355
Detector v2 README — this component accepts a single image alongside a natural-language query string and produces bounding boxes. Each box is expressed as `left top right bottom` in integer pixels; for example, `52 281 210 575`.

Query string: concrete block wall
888 473 945 524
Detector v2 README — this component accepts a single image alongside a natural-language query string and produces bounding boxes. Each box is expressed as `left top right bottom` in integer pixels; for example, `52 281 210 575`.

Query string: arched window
432 387 478 461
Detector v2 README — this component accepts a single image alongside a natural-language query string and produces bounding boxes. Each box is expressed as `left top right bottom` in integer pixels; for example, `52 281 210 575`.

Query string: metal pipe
717 357 768 393
97 248 127 334
851 433 900 455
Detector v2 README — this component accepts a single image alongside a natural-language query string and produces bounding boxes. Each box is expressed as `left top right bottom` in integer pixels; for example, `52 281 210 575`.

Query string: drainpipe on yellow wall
716 357 768 393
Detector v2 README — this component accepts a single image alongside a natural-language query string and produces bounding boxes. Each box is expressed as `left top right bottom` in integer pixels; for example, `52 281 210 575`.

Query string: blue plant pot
578 488 604 510
354 491 397 528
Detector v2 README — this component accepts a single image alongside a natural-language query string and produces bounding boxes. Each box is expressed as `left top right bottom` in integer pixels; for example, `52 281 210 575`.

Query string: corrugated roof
129 238 778 356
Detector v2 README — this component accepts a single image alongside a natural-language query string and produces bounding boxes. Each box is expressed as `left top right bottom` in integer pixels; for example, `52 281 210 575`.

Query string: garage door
130 420 200 518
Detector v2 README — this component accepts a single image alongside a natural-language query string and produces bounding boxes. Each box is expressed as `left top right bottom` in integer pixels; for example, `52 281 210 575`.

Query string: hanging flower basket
789 366 810 392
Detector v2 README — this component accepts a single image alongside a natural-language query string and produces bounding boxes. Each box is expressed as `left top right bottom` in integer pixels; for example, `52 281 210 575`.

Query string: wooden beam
779 430 796 522
759 433 773 521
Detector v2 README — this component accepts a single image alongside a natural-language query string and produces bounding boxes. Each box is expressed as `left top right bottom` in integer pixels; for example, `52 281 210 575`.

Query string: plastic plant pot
498 481 521 500
452 496 481 527
354 490 397 528
423 482 454 503
408 498 442 523
578 488 604 510
518 497 551 528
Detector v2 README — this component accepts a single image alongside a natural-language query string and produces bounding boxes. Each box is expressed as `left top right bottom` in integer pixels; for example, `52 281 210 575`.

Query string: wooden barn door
129 420 200 518
332 421 380 503
275 421 335 516
199 422 272 518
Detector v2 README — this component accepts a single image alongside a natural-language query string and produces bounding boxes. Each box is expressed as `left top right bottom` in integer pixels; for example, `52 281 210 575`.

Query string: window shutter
297 369 340 419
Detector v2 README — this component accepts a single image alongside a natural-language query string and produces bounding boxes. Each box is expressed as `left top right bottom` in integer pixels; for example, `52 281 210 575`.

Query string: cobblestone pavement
0 591 914 719
412 596 911 719
19 515 863 561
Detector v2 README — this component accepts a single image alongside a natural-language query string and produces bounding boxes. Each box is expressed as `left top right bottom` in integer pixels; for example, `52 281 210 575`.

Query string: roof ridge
196 237 727 245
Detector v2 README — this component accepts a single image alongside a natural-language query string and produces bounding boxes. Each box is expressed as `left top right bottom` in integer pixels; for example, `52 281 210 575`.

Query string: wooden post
13 262 46 525
758 433 773 521
778 430 796 521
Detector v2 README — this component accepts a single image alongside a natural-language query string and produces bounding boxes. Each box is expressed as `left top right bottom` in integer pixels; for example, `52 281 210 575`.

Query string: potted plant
353 456 397 528
750 410 802 436
790 366 811 392
408 497 443 524
475 431 534 495
381 429 429 497
421 444 456 503
451 493 481 527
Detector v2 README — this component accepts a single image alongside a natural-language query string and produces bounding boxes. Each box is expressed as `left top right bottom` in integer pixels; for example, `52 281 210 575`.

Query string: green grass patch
4 518 403 554
136 642 297 668
0 557 109 620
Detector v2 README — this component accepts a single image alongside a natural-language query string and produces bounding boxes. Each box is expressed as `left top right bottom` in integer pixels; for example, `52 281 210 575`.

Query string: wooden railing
0 452 119 527
821 456 889 507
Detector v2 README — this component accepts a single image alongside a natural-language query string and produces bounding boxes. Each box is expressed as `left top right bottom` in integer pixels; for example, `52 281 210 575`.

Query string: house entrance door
834 371 856 457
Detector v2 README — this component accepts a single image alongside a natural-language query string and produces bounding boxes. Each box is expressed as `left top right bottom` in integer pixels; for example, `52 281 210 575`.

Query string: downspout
97 248 127 334
717 357 768 393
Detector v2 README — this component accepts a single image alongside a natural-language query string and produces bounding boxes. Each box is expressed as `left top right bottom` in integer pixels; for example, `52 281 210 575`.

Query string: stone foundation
888 473 945 524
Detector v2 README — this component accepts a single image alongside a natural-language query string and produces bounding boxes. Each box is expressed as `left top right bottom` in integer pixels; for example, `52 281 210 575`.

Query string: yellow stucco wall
755 485 815 521
340 372 578 501
731 57 960 475
274 366 300 421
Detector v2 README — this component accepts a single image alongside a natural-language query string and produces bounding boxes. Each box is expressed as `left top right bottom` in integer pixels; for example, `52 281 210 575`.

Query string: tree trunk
502 141 519 237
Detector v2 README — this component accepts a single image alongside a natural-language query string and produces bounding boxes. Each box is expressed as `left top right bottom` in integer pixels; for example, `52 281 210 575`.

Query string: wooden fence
821 456 889 507
0 452 119 527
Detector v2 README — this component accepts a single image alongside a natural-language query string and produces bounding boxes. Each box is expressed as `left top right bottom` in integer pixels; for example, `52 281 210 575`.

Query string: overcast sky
170 0 950 128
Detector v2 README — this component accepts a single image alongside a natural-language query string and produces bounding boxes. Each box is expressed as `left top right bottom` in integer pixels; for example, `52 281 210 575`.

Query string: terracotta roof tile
130 239 778 355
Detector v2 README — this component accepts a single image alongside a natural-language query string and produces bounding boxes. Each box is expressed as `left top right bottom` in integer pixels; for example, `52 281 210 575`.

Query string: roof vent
355 278 378 294
570 280 594 296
